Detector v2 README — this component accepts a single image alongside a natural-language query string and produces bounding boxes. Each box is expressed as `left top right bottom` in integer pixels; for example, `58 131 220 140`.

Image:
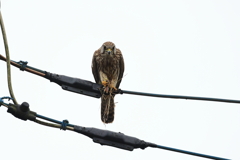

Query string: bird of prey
92 42 124 123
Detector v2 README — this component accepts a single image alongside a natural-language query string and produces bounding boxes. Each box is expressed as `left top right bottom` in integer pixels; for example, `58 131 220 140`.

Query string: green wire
0 11 18 105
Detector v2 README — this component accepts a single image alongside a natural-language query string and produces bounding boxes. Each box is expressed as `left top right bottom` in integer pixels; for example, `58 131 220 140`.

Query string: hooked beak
107 48 112 55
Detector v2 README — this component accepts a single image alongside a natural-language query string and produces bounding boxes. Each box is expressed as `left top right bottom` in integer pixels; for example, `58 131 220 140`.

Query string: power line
0 98 230 160
1 54 240 104
0 6 233 159
118 89 240 104
0 53 235 159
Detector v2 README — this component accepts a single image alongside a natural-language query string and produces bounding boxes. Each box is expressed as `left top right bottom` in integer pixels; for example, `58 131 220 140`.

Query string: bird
92 41 124 123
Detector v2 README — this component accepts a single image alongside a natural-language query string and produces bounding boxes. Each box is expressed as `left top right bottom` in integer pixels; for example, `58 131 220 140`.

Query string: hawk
92 42 124 123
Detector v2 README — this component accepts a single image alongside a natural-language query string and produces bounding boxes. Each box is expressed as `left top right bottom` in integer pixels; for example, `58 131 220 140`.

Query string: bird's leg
109 79 118 91
109 84 117 91
102 80 109 93
101 80 109 87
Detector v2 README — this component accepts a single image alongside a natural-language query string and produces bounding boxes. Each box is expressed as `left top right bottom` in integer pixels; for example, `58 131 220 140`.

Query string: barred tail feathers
101 94 115 123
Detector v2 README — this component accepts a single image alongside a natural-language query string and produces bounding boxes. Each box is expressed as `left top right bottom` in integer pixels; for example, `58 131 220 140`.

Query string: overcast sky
0 0 240 160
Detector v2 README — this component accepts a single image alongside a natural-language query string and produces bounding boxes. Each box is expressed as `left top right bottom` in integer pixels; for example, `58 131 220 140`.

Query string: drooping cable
0 10 18 104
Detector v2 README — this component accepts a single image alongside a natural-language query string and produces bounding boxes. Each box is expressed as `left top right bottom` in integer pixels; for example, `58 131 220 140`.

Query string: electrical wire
0 100 74 130
148 143 229 160
0 9 70 131
0 11 18 104
0 4 231 160
1 53 240 104
1 102 8 107
0 54 45 77
35 119 74 131
120 90 240 104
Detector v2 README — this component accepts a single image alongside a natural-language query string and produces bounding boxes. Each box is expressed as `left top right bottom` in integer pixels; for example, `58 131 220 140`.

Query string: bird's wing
91 50 101 84
116 49 125 89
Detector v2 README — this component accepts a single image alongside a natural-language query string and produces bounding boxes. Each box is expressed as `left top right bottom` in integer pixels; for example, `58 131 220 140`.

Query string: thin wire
0 11 18 104
34 119 74 131
36 114 74 127
148 143 229 160
120 90 240 104
0 102 8 107
0 54 45 77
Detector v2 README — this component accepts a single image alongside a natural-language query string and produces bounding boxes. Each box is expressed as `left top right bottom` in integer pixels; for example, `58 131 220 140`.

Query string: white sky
0 0 239 160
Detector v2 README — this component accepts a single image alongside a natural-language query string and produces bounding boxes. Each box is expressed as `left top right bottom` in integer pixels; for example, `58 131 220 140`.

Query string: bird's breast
100 56 119 79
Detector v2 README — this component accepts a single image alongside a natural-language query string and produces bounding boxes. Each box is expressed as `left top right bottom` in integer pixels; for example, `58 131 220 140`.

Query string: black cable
148 143 229 160
118 89 240 104
1 55 240 104
0 98 230 159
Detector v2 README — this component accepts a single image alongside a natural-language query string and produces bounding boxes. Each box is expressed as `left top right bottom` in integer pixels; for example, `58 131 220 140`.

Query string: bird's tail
101 94 115 123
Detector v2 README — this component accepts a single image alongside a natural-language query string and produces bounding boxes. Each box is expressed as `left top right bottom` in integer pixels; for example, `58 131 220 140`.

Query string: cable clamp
19 60 28 71
60 119 69 131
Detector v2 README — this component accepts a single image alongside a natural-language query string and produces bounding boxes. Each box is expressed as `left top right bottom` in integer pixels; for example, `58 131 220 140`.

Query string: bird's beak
107 49 112 55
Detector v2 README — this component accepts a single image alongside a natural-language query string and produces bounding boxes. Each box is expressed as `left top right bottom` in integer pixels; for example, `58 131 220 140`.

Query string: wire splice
73 125 148 151
7 102 36 121
44 72 102 98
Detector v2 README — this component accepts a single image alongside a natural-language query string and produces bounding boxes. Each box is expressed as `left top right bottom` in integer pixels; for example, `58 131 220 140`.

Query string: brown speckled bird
91 42 124 123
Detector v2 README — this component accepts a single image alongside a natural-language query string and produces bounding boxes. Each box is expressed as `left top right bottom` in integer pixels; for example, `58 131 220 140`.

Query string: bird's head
100 41 116 56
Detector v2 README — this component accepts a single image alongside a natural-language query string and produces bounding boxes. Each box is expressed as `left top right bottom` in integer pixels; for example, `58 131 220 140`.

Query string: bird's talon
109 84 117 90
102 80 109 87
